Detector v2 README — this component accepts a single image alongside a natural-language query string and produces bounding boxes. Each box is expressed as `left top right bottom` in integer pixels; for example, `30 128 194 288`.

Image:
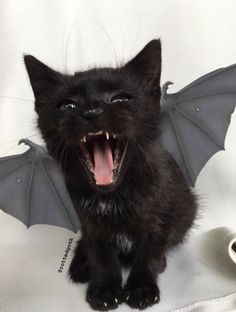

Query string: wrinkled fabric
172 292 236 312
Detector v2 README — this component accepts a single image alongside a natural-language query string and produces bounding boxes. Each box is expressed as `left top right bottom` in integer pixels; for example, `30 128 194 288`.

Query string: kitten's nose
82 108 104 121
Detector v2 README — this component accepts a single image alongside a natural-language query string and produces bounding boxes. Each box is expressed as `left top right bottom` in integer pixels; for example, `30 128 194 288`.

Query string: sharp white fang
106 132 109 140
113 134 116 139
83 136 86 143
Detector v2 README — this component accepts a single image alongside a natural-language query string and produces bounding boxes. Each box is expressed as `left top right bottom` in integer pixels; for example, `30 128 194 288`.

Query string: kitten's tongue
93 141 114 185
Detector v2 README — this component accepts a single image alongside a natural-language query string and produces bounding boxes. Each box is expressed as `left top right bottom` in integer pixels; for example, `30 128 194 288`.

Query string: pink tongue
93 141 114 185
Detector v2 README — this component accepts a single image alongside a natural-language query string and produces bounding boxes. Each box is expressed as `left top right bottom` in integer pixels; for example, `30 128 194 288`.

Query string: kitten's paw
124 284 160 310
68 259 90 283
86 285 123 311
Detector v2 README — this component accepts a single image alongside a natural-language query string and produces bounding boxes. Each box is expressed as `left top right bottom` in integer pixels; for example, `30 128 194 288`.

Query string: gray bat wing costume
159 64 236 186
0 64 236 232
0 139 80 232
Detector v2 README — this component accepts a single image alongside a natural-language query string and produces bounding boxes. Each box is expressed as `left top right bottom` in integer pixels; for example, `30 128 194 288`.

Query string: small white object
225 230 236 264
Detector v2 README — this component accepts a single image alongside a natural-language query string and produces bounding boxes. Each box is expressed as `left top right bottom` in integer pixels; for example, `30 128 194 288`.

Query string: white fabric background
0 0 236 311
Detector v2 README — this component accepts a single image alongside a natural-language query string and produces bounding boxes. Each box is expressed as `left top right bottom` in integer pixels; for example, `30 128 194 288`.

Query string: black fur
24 40 197 310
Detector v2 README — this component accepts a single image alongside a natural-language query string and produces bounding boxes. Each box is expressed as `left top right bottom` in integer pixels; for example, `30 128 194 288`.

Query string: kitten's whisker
119 22 126 66
50 136 66 160
56 138 71 175
93 18 120 65
0 95 34 103
130 11 142 57
62 143 70 174
0 132 39 146
63 18 78 75
131 137 156 182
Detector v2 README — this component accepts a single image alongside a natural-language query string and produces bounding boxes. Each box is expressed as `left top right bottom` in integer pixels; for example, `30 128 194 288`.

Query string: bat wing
0 139 80 232
159 64 236 186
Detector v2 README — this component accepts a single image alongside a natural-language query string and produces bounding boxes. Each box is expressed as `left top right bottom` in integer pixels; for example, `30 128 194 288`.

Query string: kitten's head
24 39 161 192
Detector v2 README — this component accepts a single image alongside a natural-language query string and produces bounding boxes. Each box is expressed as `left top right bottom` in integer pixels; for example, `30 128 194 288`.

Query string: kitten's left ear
124 39 161 94
24 55 62 100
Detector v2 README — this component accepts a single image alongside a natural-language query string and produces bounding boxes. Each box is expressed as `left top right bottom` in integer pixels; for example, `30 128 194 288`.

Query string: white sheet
0 0 236 311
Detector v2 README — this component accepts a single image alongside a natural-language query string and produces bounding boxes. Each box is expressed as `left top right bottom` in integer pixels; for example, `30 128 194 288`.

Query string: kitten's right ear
24 55 62 99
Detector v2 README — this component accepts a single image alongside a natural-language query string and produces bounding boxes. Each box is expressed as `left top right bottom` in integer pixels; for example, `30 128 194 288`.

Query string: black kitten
24 40 197 310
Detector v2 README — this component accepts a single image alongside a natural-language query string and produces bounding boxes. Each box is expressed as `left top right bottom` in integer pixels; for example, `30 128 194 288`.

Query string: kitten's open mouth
79 131 127 186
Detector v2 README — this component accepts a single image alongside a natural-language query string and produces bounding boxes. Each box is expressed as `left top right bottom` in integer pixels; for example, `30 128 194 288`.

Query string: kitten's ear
24 55 62 99
124 39 161 93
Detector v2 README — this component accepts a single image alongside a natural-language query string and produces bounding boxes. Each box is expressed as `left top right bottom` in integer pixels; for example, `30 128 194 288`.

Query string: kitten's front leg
69 239 90 283
86 239 123 311
124 238 166 310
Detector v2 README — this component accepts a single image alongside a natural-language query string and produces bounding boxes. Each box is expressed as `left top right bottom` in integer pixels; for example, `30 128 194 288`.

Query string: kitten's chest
110 233 134 254
82 197 138 253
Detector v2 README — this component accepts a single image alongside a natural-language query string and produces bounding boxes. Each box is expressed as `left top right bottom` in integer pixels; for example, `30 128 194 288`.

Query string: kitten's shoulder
152 141 187 185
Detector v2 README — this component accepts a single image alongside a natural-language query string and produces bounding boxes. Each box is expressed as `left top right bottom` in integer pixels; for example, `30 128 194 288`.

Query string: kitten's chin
78 131 128 190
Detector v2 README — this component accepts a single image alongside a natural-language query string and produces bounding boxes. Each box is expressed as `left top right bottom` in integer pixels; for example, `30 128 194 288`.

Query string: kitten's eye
111 94 132 104
59 100 78 111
